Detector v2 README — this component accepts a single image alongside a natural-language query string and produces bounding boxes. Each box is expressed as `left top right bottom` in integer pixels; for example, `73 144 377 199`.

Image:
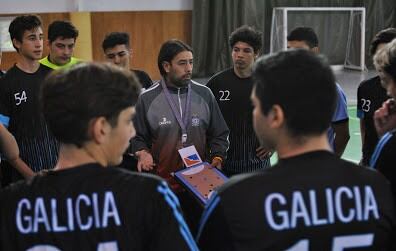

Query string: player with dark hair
0 15 59 186
207 25 270 176
102 32 152 89
102 32 153 172
40 20 80 69
287 27 350 157
132 39 229 233
197 49 395 250
371 38 396 203
286 26 319 50
357 28 396 166
0 63 198 251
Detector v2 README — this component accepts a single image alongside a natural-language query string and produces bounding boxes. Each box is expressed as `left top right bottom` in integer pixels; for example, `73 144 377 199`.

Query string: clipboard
175 145 228 205
174 162 228 205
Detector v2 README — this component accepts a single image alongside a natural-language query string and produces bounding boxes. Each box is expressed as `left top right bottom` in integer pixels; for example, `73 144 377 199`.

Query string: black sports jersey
370 130 396 202
0 64 59 180
357 76 389 165
0 163 198 251
207 68 270 175
132 69 153 90
0 70 5 78
197 151 395 251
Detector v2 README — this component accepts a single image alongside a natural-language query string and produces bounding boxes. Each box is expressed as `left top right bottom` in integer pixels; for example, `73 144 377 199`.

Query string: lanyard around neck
161 79 192 145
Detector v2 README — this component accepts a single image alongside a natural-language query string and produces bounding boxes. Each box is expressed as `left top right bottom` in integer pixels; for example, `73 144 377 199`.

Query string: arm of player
130 97 155 172
332 84 350 157
359 119 366 150
332 120 350 157
374 99 396 137
206 92 230 163
196 194 235 251
256 146 272 159
211 156 223 169
149 181 199 251
0 124 34 179
135 150 155 172
359 119 366 165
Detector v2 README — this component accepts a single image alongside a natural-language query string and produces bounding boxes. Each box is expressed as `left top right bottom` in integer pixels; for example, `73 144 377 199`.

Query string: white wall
78 0 193 11
0 0 193 14
0 0 78 14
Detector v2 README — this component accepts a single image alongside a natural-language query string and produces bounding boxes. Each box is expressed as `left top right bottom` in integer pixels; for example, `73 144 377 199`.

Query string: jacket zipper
177 88 183 119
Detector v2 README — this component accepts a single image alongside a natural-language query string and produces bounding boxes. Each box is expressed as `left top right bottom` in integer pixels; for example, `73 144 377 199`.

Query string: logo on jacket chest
191 114 200 127
159 117 172 126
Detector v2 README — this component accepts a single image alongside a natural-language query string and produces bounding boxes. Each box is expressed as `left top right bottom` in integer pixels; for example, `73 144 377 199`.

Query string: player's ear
254 50 260 59
12 38 21 51
268 104 284 129
162 61 171 73
88 117 111 144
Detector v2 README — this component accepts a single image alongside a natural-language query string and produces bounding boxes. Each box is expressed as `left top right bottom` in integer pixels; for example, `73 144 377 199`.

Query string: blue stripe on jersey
356 109 364 119
369 132 393 168
157 182 198 251
196 194 220 240
0 114 10 127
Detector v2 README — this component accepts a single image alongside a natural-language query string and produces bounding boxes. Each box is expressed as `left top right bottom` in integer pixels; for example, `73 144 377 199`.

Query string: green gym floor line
342 106 361 163
270 106 361 165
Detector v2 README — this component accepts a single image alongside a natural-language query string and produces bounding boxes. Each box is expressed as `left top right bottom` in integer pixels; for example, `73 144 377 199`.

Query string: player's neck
16 55 40 73
276 133 331 159
233 67 252 79
54 143 105 170
164 77 188 89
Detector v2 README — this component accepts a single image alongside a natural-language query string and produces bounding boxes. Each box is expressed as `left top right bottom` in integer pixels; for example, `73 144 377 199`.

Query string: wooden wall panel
91 11 192 80
0 13 70 71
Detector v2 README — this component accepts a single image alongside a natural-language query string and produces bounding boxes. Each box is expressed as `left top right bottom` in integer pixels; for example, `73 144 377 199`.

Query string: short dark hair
253 49 336 137
374 39 396 82
47 20 79 43
287 27 319 48
229 25 263 53
41 63 141 147
370 28 396 56
102 32 130 52
9 15 42 52
157 39 193 76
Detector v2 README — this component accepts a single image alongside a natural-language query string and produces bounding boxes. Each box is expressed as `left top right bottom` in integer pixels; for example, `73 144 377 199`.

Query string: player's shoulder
0 179 31 202
217 153 389 196
139 81 161 98
132 69 149 78
358 76 380 91
215 169 276 197
206 68 233 87
99 167 166 191
191 79 214 95
0 165 165 199
334 156 392 188
374 131 396 159
335 82 347 99
0 65 19 81
39 63 53 73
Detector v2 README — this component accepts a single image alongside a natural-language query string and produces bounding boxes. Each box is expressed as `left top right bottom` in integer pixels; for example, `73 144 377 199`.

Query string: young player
197 49 395 250
0 63 198 251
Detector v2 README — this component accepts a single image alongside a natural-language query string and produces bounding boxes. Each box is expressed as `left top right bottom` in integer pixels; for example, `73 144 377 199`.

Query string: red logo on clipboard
183 154 201 166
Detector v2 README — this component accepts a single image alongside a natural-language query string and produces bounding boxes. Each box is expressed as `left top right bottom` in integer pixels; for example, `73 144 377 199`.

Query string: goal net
270 7 366 71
